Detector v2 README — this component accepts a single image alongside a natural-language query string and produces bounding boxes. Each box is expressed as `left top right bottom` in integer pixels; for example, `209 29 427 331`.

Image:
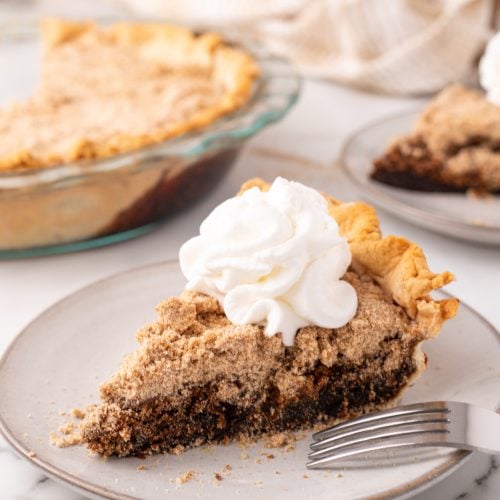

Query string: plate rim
338 107 500 236
0 259 498 500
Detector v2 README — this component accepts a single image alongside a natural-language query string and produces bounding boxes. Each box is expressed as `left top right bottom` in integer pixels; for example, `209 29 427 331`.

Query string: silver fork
307 401 500 469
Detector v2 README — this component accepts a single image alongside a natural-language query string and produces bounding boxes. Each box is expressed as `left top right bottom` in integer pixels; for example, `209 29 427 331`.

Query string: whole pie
0 18 258 171
78 178 458 457
371 84 500 193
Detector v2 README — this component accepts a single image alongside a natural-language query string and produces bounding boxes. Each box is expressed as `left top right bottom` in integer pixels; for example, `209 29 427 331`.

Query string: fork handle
460 405 500 455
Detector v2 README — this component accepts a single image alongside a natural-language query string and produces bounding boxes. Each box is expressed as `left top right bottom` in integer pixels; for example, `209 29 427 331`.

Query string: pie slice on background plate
371 84 500 194
78 178 458 457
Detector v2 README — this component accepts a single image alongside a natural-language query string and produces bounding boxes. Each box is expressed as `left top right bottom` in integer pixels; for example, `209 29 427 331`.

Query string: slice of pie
0 18 258 171
79 178 458 457
371 84 500 193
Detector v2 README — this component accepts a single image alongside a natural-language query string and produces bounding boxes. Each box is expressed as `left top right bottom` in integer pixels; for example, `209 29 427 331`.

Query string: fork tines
307 402 452 469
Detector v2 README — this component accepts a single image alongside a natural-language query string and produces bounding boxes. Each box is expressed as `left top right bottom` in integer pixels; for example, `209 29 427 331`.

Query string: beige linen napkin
120 0 494 95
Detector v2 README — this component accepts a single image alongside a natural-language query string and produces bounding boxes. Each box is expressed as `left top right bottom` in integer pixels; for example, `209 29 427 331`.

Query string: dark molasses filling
81 336 420 458
371 139 485 192
372 135 500 194
99 149 239 236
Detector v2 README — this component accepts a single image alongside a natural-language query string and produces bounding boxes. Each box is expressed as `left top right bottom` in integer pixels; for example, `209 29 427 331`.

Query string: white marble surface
0 2 499 499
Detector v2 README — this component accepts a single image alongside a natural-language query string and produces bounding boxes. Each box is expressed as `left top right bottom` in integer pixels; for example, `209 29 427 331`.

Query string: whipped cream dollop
479 32 500 105
179 177 358 345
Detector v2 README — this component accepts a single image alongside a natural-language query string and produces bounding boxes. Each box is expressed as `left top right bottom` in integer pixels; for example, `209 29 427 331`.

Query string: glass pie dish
0 21 300 258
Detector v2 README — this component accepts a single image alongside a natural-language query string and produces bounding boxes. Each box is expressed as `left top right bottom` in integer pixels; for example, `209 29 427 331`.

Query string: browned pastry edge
76 180 457 458
0 18 259 171
240 178 458 335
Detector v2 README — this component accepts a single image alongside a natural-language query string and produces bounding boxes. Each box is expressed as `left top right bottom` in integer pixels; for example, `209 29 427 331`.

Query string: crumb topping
0 19 258 171
98 271 421 407
264 431 297 450
71 408 86 419
414 84 500 157
50 429 82 448
377 84 500 190
77 181 457 458
176 470 196 485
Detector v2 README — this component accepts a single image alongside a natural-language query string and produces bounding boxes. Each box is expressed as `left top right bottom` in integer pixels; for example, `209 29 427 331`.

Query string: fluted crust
240 178 458 336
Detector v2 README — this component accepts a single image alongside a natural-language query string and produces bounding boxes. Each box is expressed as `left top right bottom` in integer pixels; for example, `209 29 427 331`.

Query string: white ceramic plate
0 261 499 500
339 110 500 245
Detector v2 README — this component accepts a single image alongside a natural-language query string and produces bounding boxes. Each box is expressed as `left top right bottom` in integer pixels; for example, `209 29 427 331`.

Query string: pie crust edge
240 178 459 336
1 18 260 171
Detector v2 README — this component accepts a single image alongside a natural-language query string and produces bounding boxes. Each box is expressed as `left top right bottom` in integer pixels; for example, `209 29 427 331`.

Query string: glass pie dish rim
0 19 302 191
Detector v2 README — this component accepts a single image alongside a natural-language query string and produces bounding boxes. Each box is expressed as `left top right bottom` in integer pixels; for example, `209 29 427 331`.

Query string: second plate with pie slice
339 109 500 245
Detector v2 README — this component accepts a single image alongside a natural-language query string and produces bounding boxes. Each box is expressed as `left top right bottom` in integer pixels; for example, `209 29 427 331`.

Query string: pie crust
76 180 458 458
0 18 259 171
371 85 500 193
241 178 458 334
